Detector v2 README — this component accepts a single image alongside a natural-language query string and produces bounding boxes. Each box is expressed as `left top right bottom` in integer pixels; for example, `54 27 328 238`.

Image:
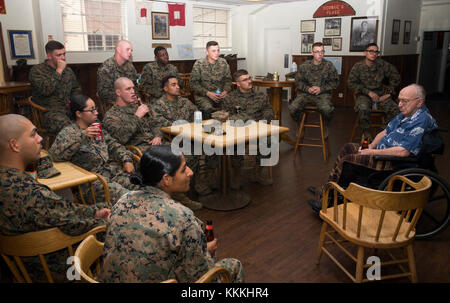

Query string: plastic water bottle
194 111 202 123
372 100 378 110
215 89 221 95
290 61 297 73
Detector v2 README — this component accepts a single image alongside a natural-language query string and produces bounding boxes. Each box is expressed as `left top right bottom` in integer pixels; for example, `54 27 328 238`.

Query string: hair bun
129 172 144 186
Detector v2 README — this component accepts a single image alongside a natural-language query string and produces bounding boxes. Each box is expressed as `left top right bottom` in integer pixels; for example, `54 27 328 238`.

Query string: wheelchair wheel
378 168 450 240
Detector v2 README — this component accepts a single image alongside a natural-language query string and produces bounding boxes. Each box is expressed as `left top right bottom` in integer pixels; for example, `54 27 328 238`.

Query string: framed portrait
332 37 342 51
350 16 378 52
324 18 341 36
391 19 401 44
322 38 332 46
301 34 314 53
301 20 316 33
152 12 170 40
7 30 34 59
404 21 411 44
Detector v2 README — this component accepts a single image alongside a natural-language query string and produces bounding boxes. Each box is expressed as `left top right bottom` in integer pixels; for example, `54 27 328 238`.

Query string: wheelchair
337 128 450 240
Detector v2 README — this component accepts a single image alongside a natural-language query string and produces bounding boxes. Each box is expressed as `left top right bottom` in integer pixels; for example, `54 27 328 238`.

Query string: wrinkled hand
135 104 150 119
123 161 135 173
95 208 111 220
359 148 374 155
206 91 221 103
206 238 217 255
368 91 379 102
85 125 101 139
149 137 162 146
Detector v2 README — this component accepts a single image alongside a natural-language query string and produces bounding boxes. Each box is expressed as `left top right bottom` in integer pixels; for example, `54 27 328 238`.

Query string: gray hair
408 84 426 100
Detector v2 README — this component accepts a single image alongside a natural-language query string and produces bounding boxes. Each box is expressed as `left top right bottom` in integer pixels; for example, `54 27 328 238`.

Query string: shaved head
114 77 132 90
0 114 30 150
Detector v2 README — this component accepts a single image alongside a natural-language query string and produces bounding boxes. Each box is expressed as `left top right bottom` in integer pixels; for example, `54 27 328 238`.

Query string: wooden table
0 81 31 115
161 120 289 211
252 79 296 145
38 150 100 203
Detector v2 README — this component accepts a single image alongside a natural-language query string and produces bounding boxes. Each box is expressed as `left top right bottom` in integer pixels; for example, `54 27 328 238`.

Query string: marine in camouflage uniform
288 58 339 123
0 165 108 281
97 186 244 283
48 123 139 203
97 50 138 103
190 57 232 118
348 45 400 137
140 63 182 102
29 60 80 134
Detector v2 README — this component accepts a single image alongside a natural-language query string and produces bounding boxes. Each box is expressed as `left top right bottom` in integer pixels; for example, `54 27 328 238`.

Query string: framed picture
152 12 170 40
404 20 411 44
350 16 378 52
7 30 34 59
322 38 332 46
391 19 401 44
301 34 314 53
332 37 342 51
301 20 316 33
324 18 341 36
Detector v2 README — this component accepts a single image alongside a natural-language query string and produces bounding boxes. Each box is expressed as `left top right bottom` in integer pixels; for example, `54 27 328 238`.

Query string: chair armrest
94 173 111 204
195 266 232 283
28 98 48 112
373 155 418 163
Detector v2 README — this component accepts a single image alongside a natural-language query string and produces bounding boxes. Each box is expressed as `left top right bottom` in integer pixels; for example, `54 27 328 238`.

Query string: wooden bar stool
293 106 330 162
349 109 386 143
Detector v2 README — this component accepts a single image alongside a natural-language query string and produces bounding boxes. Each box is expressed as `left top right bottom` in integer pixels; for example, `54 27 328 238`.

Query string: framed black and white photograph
404 20 411 44
152 12 170 40
301 33 314 53
7 30 34 59
332 37 342 51
322 38 332 46
301 20 316 33
350 16 378 52
391 19 401 44
324 18 341 36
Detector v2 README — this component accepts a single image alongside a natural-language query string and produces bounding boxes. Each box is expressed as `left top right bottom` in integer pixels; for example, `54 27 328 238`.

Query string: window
193 7 231 49
59 0 127 52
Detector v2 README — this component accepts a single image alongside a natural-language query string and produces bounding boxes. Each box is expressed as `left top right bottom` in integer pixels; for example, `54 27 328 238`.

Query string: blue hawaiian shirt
377 106 438 156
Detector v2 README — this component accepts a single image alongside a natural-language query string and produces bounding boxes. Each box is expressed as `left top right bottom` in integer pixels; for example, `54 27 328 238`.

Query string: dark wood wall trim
292 54 419 107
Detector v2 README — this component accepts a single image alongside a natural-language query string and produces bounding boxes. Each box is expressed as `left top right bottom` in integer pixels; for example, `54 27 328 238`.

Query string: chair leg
355 246 365 283
406 244 418 283
293 112 306 159
319 114 327 162
316 222 328 265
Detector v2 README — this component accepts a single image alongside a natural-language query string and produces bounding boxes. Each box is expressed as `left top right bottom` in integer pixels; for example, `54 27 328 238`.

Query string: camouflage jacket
0 166 107 236
98 186 214 282
295 59 339 95
152 95 198 128
48 122 132 175
102 104 162 149
189 57 232 96
139 62 182 99
222 89 274 122
97 56 138 102
29 60 80 112
348 59 400 96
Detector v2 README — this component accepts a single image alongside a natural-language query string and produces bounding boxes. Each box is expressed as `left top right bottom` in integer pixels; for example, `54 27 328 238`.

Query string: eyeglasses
313 51 325 54
365 50 380 54
238 76 252 82
398 97 420 104
80 107 98 113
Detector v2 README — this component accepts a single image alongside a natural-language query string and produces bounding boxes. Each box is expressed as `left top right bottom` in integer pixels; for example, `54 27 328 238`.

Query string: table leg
268 88 296 146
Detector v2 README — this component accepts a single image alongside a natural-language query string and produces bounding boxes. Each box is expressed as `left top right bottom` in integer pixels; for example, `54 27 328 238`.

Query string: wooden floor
195 97 450 283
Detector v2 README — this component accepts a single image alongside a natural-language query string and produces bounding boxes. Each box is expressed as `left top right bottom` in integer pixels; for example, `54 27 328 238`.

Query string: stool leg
293 112 307 160
319 113 327 162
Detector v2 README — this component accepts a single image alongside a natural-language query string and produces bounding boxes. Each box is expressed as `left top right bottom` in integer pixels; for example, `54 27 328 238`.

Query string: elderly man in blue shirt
308 84 438 213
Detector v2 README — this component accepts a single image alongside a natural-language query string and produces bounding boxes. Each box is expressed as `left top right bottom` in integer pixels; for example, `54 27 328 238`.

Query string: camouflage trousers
288 93 334 123
215 258 245 283
354 94 399 132
43 111 72 135
193 95 221 119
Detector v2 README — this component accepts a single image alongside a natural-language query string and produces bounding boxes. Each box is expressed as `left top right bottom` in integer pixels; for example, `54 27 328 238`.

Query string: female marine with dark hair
49 93 139 203
98 145 244 283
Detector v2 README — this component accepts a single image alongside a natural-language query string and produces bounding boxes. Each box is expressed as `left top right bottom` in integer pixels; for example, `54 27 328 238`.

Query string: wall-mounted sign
313 1 355 18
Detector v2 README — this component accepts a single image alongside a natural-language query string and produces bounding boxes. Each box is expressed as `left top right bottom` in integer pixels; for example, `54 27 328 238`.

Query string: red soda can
91 122 103 141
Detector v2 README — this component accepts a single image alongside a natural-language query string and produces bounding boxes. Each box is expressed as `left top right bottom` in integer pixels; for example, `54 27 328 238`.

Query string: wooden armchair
316 175 432 282
0 225 106 283
26 97 55 150
125 145 143 162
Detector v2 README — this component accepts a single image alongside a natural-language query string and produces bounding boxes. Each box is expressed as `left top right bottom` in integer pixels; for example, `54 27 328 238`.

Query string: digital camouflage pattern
139 62 182 102
152 95 198 127
97 56 138 102
0 166 108 281
102 104 162 152
288 59 339 122
222 88 274 122
48 123 138 203
97 186 244 283
29 60 81 134
189 57 232 115
348 59 401 131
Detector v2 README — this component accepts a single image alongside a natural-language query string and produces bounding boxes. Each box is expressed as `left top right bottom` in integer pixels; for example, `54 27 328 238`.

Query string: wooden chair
95 93 114 118
74 235 231 283
180 73 191 98
0 225 106 283
25 97 55 150
72 172 111 205
293 106 330 162
316 175 432 283
350 92 386 143
125 145 143 162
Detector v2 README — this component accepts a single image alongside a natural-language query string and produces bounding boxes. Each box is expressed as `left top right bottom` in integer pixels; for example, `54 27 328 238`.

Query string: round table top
252 79 295 88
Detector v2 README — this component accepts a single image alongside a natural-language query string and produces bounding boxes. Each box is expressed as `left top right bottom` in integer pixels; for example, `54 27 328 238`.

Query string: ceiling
192 0 306 6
